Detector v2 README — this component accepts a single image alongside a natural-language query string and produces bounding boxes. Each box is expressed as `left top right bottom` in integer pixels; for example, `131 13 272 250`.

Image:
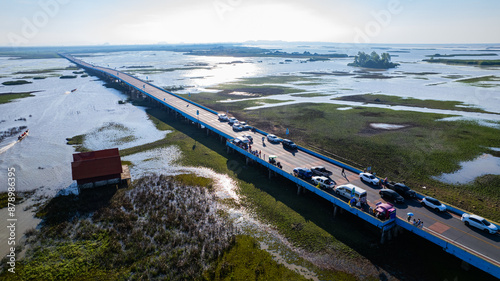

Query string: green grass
456 75 500 83
2 80 32 86
207 235 309 281
120 106 497 280
0 92 35 104
424 58 500 66
0 192 26 209
65 134 90 152
334 93 494 114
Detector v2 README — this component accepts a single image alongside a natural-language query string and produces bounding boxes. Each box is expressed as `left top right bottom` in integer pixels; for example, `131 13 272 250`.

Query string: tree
348 51 399 69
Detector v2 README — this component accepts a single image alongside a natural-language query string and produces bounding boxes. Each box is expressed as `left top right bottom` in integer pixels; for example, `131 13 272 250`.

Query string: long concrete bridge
60 53 500 279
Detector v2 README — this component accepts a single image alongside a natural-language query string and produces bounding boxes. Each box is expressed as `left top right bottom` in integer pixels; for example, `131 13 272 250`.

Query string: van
334 184 367 202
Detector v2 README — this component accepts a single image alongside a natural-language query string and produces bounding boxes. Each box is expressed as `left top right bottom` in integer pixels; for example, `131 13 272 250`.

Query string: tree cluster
348 51 399 69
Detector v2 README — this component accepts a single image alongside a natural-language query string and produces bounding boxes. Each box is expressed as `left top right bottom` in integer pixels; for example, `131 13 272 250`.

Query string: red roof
71 148 123 183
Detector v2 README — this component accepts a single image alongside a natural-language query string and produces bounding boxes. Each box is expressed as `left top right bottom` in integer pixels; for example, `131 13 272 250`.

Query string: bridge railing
226 141 393 229
396 218 500 279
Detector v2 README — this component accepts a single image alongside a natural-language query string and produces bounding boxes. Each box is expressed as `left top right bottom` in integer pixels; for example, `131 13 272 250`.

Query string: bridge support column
297 184 302 195
380 229 386 244
333 204 338 217
207 128 210 136
461 260 471 271
269 169 273 179
227 146 231 154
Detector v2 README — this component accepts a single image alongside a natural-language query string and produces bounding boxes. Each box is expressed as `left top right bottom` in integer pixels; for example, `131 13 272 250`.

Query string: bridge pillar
269 169 273 179
297 184 302 195
227 146 231 154
380 229 386 244
206 128 210 136
333 204 338 217
461 260 471 271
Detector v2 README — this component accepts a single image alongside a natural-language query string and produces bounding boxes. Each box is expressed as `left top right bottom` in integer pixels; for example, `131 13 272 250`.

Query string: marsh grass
1 80 32 86
66 134 90 152
0 92 35 104
334 94 494 114
2 175 239 280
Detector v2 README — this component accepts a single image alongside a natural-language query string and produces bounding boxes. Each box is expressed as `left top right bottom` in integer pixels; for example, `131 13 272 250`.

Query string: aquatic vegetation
2 80 32 85
334 94 493 114
0 92 35 104
2 175 236 280
424 58 500 66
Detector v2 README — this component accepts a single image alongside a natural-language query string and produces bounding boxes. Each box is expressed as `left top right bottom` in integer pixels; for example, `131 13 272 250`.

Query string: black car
282 139 298 150
379 189 404 204
386 182 416 198
310 166 333 177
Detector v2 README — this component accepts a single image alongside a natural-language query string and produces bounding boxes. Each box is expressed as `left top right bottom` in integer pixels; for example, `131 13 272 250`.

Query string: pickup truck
312 176 335 190
310 166 332 177
385 182 416 198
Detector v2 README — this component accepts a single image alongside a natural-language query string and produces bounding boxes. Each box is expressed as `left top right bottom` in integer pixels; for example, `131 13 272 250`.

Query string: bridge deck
61 54 500 278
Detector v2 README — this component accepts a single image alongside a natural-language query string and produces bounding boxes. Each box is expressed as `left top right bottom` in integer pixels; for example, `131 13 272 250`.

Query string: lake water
433 153 500 184
1 43 499 278
1 43 500 194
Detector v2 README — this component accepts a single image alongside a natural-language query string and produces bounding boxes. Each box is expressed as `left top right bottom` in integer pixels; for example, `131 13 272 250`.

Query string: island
348 51 399 69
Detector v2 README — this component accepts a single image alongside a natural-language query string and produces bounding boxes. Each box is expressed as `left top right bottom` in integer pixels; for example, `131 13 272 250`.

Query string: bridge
61 54 500 278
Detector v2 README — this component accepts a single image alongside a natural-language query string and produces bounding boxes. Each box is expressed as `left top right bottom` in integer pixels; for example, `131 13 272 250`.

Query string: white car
232 124 244 131
359 172 379 185
312 176 335 190
228 117 238 124
421 196 447 212
462 213 498 234
267 134 282 143
218 114 229 121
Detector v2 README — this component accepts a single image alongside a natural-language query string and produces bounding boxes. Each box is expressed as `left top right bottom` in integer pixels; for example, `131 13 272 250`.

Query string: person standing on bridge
341 167 345 177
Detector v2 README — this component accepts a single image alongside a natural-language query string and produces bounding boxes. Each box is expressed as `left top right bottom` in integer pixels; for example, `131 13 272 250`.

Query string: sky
1 0 499 46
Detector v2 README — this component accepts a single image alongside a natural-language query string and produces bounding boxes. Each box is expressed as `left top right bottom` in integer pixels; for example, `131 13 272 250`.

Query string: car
241 134 253 143
228 117 238 124
311 166 332 177
282 139 297 150
312 176 335 190
232 124 244 131
421 196 446 212
386 182 417 198
267 134 282 143
374 202 396 220
461 214 498 234
293 167 312 180
359 172 380 185
233 137 250 145
379 189 404 204
218 114 229 121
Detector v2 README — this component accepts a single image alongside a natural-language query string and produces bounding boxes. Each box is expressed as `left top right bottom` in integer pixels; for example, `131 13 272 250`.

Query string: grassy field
334 93 496 114
121 106 496 280
0 92 35 104
184 92 500 222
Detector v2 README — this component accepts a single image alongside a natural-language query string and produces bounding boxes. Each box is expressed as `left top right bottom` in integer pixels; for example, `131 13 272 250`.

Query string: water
72 44 500 115
434 153 500 184
1 45 499 278
0 58 167 196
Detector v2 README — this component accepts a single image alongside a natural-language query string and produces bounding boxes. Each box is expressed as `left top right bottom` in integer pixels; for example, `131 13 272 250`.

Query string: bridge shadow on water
143 101 498 281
